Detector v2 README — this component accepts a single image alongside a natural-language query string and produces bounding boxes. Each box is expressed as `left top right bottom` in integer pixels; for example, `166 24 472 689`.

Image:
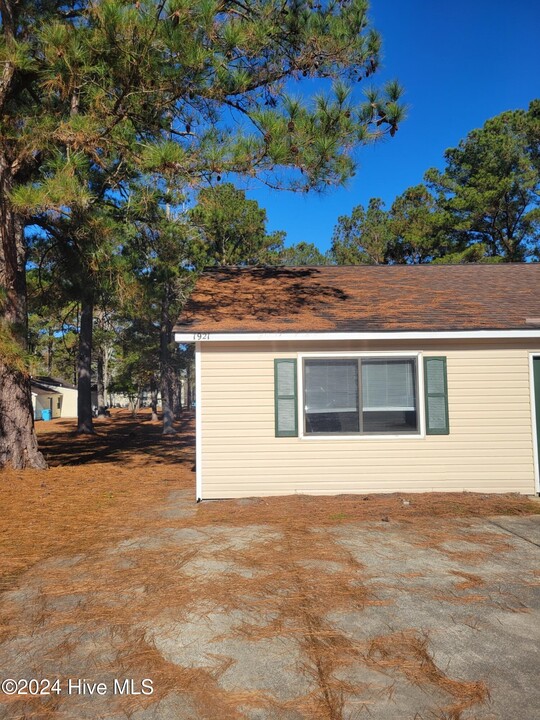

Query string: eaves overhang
175 329 540 343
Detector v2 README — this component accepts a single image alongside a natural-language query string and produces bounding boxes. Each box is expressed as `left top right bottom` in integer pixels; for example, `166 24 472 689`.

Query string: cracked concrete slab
488 515 540 546
129 692 198 720
1 500 539 720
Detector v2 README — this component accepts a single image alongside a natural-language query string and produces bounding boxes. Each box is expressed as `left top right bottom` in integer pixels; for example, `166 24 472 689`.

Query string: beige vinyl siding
57 387 78 418
199 341 539 498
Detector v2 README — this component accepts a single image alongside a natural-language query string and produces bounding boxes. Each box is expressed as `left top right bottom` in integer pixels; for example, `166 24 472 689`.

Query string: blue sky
245 0 540 253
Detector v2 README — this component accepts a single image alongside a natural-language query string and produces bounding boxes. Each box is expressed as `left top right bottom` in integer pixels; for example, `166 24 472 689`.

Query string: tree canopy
190 183 284 267
331 100 540 265
331 197 392 264
0 0 406 466
426 101 540 261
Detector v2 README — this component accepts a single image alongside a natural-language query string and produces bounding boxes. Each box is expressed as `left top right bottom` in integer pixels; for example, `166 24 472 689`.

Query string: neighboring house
91 387 160 410
174 265 540 501
31 381 63 420
34 377 78 418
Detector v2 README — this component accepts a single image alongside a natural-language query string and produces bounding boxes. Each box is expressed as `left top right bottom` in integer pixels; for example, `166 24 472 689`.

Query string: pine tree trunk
77 295 95 433
150 378 159 422
47 327 53 374
0 360 48 468
173 373 182 419
129 393 138 416
0 152 47 469
103 345 110 406
130 389 141 418
96 350 106 416
161 360 176 434
160 292 176 435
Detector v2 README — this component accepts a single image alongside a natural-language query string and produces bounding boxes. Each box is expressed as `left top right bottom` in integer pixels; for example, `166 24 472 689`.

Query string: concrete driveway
0 491 539 720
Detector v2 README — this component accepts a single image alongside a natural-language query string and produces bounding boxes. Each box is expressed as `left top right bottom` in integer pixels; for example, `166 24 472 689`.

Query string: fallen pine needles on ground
0 411 538 720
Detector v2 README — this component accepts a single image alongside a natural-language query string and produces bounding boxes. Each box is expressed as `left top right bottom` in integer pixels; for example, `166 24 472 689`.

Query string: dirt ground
0 411 539 720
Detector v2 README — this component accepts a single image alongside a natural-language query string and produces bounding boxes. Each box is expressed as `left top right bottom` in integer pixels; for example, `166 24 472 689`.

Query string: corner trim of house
175 330 540 343
529 352 540 495
195 341 202 502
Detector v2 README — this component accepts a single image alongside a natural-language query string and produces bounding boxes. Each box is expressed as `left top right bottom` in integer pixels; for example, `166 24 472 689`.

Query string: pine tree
387 185 447 264
425 101 540 261
331 198 392 264
190 183 285 267
271 241 331 266
1 0 404 467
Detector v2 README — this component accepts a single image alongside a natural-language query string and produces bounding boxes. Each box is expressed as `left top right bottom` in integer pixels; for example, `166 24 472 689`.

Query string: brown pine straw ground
0 410 539 719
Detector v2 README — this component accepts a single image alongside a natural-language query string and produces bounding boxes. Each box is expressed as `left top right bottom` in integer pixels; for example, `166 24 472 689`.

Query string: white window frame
297 351 426 441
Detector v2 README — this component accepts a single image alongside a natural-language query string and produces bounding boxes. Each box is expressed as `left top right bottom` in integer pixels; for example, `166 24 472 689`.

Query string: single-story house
31 381 63 420
174 264 540 501
35 376 78 418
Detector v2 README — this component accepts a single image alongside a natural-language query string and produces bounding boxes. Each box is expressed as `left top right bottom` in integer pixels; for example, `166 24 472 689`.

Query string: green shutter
424 356 449 435
274 359 298 437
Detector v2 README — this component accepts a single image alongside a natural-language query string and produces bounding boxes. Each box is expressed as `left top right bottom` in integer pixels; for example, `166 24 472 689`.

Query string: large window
304 356 419 435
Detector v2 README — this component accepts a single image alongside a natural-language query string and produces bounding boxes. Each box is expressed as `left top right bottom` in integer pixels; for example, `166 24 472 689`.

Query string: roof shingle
174 264 540 333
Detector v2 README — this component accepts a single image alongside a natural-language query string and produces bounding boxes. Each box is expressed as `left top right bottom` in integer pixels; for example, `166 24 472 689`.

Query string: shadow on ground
36 410 195 467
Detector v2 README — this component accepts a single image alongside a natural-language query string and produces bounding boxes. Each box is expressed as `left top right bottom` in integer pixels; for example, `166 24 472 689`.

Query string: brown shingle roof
174 264 540 334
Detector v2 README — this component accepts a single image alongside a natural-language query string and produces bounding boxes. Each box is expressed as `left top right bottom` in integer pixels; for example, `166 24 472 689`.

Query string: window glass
362 358 417 433
305 359 359 433
303 357 418 435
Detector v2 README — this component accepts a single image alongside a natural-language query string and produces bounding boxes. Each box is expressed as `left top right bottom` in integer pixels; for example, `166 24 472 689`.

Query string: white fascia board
176 329 540 343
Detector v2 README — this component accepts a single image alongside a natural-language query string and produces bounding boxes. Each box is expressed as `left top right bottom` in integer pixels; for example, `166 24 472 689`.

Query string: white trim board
176 330 540 343
529 353 540 495
195 341 203 502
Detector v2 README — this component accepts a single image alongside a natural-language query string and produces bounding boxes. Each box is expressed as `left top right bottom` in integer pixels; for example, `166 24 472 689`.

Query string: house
31 381 63 420
34 377 78 418
174 265 540 501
